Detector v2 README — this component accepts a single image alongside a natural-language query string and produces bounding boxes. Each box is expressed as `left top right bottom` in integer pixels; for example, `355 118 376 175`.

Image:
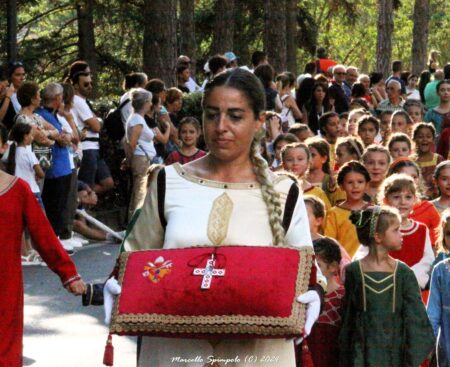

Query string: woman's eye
229 115 242 122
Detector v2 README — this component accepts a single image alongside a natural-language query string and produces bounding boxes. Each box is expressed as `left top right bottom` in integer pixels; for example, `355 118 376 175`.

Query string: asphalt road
23 242 136 367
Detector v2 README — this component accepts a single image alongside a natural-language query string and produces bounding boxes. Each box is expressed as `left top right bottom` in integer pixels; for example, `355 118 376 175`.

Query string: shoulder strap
282 181 300 233
117 98 131 111
157 168 167 230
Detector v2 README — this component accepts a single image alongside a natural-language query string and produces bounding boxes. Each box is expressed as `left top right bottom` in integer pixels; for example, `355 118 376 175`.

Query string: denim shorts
78 149 112 187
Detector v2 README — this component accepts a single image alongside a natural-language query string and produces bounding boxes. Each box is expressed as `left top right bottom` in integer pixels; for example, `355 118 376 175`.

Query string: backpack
104 98 130 141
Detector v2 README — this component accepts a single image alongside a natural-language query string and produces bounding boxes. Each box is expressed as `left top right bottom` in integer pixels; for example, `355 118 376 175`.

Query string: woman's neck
367 245 391 266
21 106 34 115
198 154 258 183
438 101 450 111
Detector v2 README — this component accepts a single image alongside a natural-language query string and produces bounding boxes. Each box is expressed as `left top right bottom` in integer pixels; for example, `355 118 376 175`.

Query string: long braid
250 133 286 247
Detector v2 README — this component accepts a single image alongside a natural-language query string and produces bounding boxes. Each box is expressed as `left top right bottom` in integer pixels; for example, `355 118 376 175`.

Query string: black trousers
42 174 72 237
59 168 79 240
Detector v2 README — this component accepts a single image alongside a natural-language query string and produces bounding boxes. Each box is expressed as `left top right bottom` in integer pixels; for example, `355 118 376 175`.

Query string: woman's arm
154 120 171 144
0 85 15 122
301 106 309 125
159 113 178 143
126 125 143 160
33 163 45 180
288 96 303 120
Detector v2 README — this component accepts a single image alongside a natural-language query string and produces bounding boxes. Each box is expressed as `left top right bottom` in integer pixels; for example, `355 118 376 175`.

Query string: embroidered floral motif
143 256 172 283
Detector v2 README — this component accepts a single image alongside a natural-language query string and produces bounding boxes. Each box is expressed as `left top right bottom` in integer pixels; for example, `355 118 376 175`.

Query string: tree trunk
6 0 18 62
210 0 235 55
179 0 196 75
285 0 297 75
411 0 429 75
264 0 287 74
375 0 394 77
143 0 177 87
76 0 97 90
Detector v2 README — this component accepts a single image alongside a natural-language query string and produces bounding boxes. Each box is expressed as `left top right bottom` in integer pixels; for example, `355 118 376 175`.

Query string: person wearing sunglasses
69 61 114 195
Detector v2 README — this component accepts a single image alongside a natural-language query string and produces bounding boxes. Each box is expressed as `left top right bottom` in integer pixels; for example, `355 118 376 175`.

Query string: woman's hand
5 84 15 99
66 279 87 295
295 290 321 343
103 277 122 325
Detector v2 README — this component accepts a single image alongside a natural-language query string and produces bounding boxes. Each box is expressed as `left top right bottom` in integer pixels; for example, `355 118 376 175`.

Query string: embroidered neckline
173 163 285 190
358 260 398 313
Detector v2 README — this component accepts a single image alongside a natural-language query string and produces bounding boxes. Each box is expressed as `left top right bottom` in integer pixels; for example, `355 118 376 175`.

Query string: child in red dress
164 117 206 165
0 125 86 367
301 237 345 367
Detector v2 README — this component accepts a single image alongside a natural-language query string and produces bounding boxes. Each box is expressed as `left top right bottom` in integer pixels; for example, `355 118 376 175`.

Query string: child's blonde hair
437 209 450 254
378 173 417 203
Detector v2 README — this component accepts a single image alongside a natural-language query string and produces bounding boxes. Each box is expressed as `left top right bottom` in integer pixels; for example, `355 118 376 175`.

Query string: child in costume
427 209 450 366
361 144 391 202
0 125 85 367
387 157 440 247
340 206 434 366
431 160 450 215
324 161 371 257
412 123 443 199
281 142 331 211
164 117 206 165
380 174 435 289
302 237 345 367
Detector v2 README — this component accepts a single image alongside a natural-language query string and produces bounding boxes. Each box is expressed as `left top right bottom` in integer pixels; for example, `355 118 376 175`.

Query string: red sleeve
21 180 80 286
436 129 450 160
428 203 441 247
164 152 176 166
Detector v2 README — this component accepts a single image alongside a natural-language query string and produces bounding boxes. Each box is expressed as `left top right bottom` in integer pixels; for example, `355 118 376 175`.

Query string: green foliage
1 0 448 101
179 91 204 123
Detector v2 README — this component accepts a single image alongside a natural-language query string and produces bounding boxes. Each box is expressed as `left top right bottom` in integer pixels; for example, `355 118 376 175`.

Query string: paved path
23 242 136 367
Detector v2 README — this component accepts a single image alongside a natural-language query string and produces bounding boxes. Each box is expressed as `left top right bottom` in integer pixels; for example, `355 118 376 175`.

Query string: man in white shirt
71 70 113 194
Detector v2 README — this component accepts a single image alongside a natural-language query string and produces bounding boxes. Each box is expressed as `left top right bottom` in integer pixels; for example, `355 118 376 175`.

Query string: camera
82 282 105 306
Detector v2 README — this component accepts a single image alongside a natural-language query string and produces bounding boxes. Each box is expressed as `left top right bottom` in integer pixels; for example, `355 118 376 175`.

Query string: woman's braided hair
202 68 286 246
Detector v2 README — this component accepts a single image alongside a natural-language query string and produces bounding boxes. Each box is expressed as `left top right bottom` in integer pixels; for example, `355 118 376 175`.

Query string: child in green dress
339 206 434 366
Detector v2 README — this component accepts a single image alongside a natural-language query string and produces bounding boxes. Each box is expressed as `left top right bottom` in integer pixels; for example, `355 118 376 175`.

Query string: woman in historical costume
120 69 324 366
0 125 86 367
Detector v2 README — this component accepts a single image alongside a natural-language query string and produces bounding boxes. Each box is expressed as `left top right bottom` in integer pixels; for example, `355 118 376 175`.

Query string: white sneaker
59 239 74 251
72 233 89 245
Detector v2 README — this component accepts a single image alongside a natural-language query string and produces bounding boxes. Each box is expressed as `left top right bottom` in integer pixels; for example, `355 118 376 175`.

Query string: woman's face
309 146 327 171
438 82 450 103
10 67 26 89
408 77 418 89
168 98 183 113
203 86 263 163
358 122 377 147
313 86 326 102
31 90 41 108
0 79 8 98
414 127 434 154
365 151 389 184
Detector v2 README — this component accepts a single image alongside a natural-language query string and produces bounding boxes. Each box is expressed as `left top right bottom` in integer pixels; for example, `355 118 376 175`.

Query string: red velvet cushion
110 245 313 338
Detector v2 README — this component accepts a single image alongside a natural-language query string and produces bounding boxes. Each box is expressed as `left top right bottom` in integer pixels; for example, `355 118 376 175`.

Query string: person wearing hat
224 51 239 69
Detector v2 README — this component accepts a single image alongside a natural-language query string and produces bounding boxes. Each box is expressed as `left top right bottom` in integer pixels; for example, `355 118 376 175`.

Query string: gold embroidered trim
110 245 314 336
359 261 398 313
207 193 233 246
173 163 286 190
